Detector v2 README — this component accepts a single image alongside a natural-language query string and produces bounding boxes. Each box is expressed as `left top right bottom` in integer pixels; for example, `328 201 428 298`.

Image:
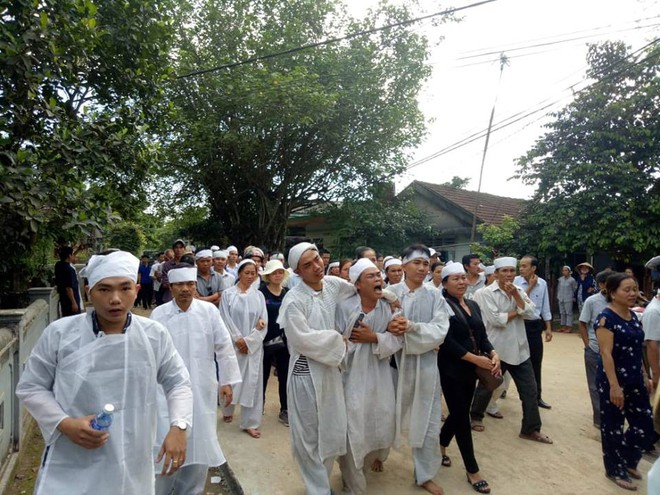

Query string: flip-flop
606 475 637 491
441 454 451 467
519 431 553 444
466 474 491 494
487 411 503 419
471 420 485 432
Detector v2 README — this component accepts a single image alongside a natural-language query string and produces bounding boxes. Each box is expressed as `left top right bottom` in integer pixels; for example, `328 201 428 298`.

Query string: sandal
519 431 553 444
441 454 451 467
487 411 503 419
626 468 643 480
223 415 233 423
471 420 485 432
466 474 491 494
606 475 637 491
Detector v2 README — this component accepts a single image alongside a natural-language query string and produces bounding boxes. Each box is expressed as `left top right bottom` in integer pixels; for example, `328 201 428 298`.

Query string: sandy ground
219 331 657 495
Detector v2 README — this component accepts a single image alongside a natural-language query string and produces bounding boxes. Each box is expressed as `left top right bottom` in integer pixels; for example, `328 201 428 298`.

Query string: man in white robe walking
16 251 193 495
388 244 450 495
151 264 242 495
335 259 403 495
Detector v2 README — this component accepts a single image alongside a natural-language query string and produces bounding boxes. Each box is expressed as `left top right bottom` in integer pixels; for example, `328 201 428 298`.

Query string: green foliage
0 0 178 290
151 206 227 251
163 0 444 249
326 186 433 258
442 176 471 189
515 41 660 261
470 216 523 263
105 222 146 255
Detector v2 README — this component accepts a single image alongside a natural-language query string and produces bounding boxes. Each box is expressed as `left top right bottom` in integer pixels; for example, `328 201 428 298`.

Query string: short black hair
180 254 195 266
431 261 445 273
355 246 375 259
595 270 612 285
59 246 74 261
462 254 480 267
521 255 539 270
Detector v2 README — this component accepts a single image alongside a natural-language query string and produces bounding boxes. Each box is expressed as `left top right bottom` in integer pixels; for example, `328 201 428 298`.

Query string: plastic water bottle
90 404 115 431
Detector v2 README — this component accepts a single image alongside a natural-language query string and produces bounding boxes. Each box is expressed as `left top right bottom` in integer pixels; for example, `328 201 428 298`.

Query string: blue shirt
514 275 552 322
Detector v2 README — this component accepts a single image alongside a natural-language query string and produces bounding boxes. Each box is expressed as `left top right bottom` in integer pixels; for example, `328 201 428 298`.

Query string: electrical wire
176 0 497 79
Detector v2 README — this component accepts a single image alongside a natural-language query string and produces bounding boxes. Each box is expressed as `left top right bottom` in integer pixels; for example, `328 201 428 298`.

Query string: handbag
445 297 503 392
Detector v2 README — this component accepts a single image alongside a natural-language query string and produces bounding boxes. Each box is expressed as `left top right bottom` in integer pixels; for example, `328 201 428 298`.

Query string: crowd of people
20 240 660 494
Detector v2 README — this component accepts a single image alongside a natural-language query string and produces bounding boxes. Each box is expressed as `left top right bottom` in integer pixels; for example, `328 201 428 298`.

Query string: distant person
194 249 222 306
463 254 485 300
16 251 193 494
575 262 596 313
136 254 154 309
150 252 166 306
643 287 660 389
556 266 578 333
160 239 186 303
54 246 81 316
384 258 404 286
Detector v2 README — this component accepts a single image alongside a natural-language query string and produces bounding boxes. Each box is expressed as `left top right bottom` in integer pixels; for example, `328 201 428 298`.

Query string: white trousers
222 366 264 430
337 445 386 495
155 463 208 495
289 373 336 495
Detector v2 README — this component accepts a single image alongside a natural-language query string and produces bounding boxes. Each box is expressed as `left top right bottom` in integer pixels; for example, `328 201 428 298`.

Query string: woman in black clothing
438 262 500 494
259 260 290 426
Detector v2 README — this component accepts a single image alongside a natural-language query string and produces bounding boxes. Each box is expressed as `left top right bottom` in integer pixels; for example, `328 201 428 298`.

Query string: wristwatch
171 420 188 431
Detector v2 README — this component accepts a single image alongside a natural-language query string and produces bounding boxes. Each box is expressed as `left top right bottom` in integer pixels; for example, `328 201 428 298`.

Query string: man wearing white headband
194 249 223 306
17 251 193 495
277 242 397 494
225 245 239 279
212 250 236 292
335 259 403 494
151 264 241 495
388 244 450 495
470 256 553 444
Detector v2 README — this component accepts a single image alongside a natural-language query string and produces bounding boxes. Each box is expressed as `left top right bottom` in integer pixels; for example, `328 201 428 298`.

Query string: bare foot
245 428 261 438
371 459 384 472
420 480 444 495
223 415 233 423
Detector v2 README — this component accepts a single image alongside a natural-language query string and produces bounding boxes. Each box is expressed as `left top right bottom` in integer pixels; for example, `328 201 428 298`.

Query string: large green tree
164 0 443 249
0 0 178 292
515 41 660 261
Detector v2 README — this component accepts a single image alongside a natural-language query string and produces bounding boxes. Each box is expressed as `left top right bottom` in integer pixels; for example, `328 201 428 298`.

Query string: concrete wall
0 290 54 487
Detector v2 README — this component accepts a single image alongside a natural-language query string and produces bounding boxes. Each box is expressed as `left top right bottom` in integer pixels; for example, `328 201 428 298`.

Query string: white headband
168 267 197 283
484 265 496 276
402 250 430 264
238 259 256 272
494 257 517 269
441 262 465 280
195 249 213 260
385 258 402 270
288 242 318 271
349 258 378 284
226 245 238 254
86 251 139 290
327 261 340 270
213 250 228 259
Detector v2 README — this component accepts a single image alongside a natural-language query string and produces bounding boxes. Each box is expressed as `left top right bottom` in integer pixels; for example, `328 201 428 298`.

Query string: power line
406 37 660 170
176 0 497 79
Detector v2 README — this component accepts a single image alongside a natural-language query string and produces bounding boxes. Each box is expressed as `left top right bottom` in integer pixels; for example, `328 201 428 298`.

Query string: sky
350 0 659 198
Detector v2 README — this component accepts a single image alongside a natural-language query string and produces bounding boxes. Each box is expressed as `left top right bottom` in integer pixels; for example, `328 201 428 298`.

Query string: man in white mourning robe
16 251 193 495
151 265 242 495
335 259 403 495
388 244 450 495
278 243 399 494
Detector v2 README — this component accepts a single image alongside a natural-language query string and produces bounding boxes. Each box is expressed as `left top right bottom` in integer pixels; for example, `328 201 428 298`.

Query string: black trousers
263 343 290 412
439 370 479 473
137 284 154 309
471 358 541 435
525 319 544 401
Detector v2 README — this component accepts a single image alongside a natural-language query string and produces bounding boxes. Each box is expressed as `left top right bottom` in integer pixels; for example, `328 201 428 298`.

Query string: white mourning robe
335 295 402 470
219 285 268 409
277 277 358 461
16 313 193 495
388 283 450 448
151 299 241 468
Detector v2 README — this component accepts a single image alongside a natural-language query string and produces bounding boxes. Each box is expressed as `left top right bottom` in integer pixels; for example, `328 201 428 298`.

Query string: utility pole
470 53 509 243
